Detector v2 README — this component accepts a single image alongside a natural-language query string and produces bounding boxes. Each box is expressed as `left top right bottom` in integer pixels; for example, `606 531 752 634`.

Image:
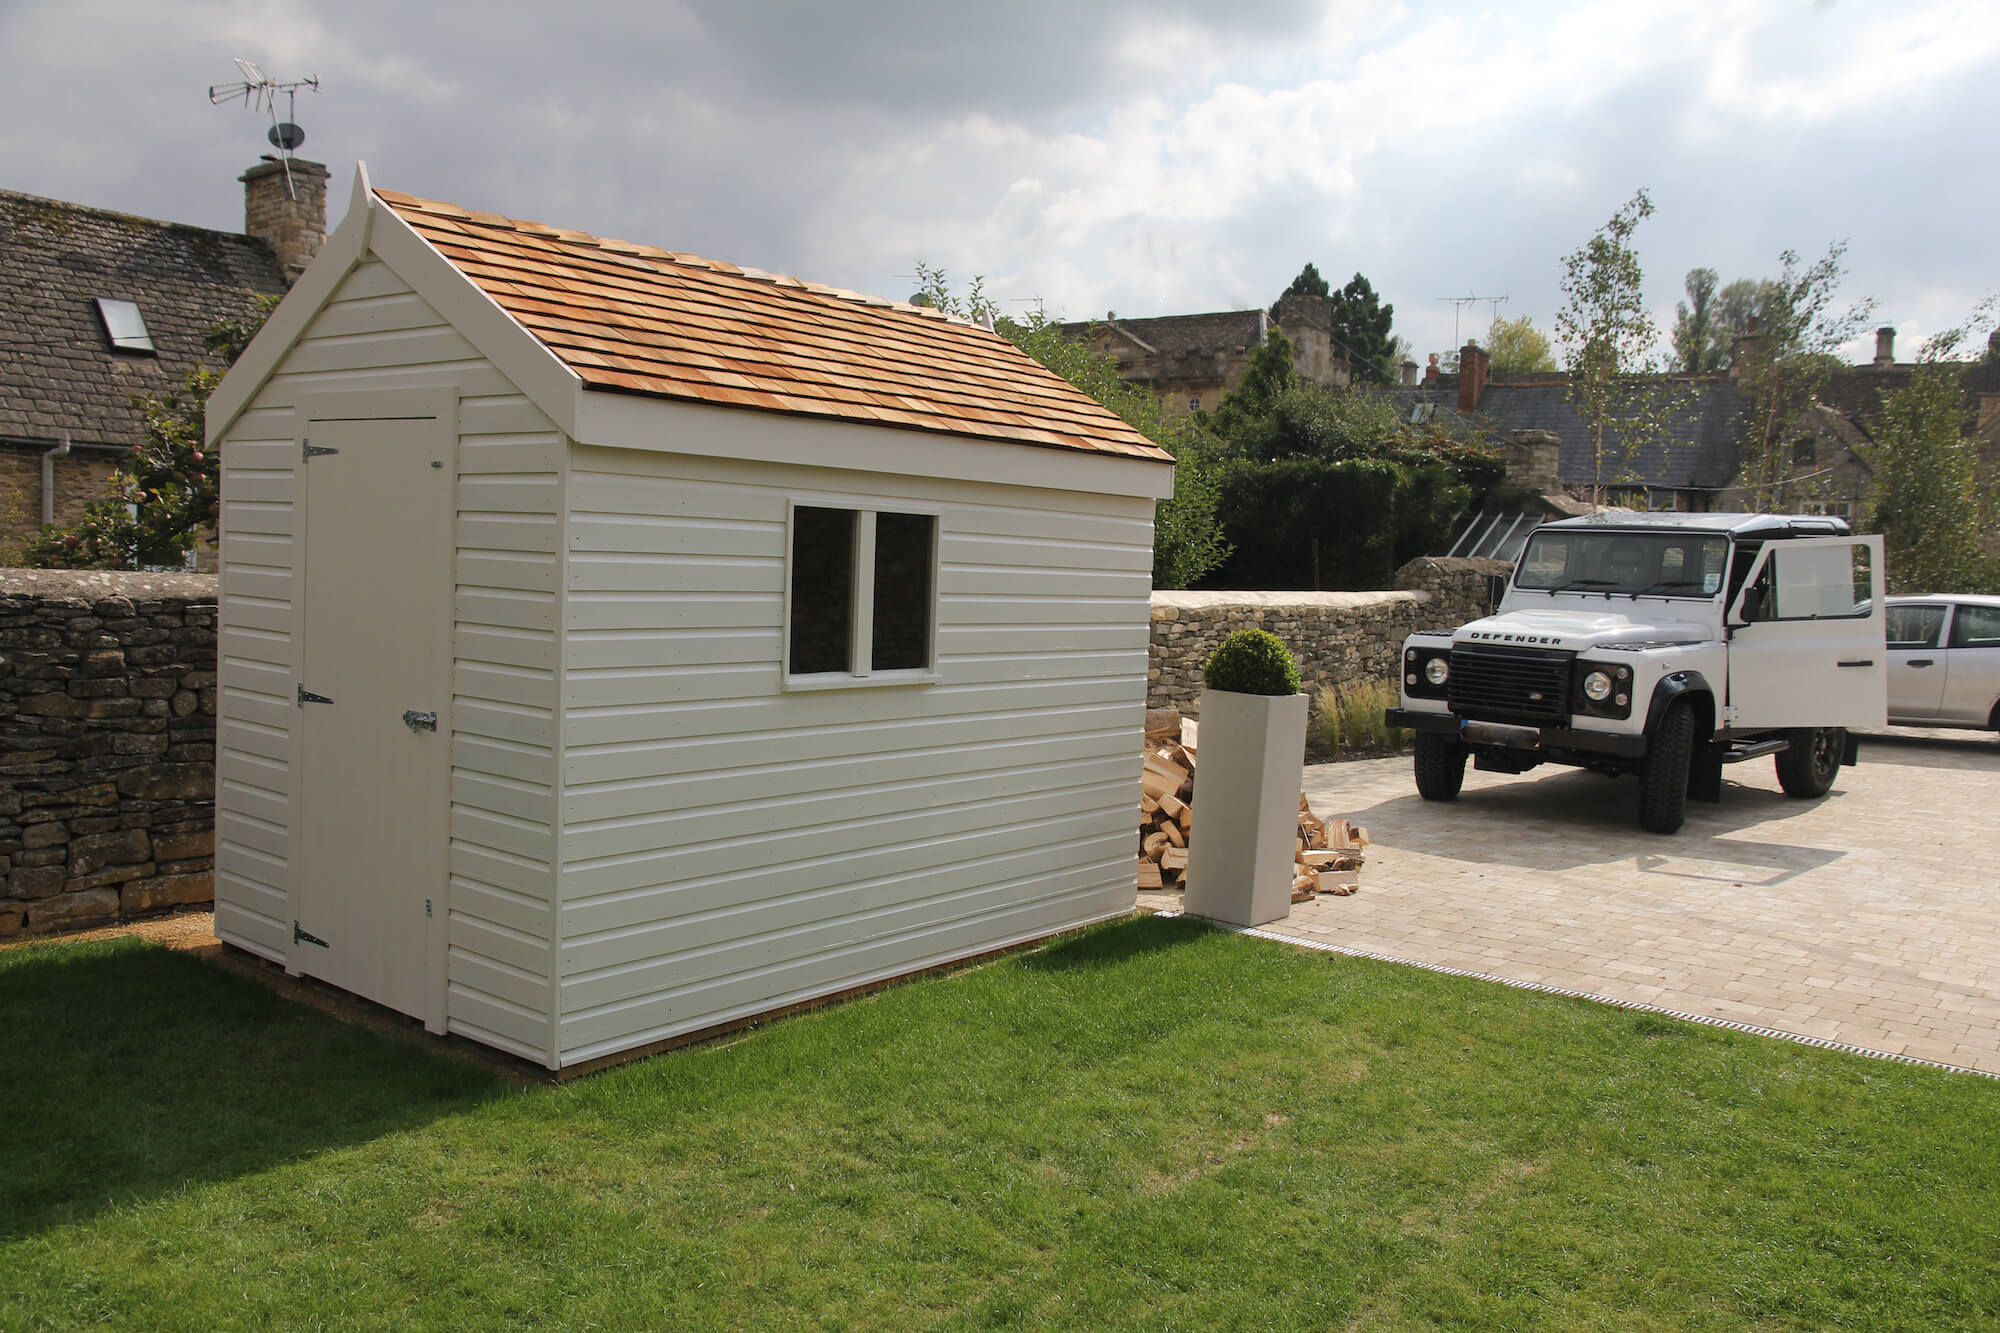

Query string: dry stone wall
0 570 218 937
1149 557 1511 713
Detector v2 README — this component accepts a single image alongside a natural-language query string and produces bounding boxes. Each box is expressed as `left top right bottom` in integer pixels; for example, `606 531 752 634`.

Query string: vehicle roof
1886 593 2000 606
1534 512 1852 538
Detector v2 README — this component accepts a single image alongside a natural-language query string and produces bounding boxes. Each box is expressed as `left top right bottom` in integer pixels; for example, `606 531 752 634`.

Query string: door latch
297 684 334 706
402 709 438 733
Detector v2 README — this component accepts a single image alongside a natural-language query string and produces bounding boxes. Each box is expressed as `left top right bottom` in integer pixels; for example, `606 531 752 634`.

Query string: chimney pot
1875 325 1896 369
241 158 330 284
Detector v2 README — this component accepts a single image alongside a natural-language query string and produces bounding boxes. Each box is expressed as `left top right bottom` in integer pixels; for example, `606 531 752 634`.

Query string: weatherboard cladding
0 189 286 447
213 257 563 1063
373 188 1167 463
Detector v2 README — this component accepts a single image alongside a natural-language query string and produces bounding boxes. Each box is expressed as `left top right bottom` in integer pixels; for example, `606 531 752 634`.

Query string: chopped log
1180 717 1199 753
1161 820 1186 848
1176 806 1193 834
1301 849 1363 869
1156 792 1186 821
1353 827 1370 847
1143 830 1170 858
1140 792 1161 815
1137 859 1163 890
1160 846 1188 873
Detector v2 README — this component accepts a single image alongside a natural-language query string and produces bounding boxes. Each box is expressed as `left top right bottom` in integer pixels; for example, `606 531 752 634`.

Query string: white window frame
781 499 941 691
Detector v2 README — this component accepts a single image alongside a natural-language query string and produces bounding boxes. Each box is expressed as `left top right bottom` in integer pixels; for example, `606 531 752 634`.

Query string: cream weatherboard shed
205 167 1173 1070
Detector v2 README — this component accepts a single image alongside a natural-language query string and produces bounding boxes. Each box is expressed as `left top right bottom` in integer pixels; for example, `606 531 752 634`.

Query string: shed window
786 504 937 684
94 298 155 353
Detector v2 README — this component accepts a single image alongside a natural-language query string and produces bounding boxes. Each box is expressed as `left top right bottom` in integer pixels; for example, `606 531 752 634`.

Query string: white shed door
295 414 452 1022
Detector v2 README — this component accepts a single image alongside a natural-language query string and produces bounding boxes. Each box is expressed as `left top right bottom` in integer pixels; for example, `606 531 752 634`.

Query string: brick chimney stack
1874 326 1896 369
242 157 329 283
1424 352 1440 386
1457 341 1489 413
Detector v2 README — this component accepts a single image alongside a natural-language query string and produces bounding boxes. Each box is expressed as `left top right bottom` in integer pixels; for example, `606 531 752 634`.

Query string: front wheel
1638 701 1694 835
1775 727 1843 798
1413 731 1467 801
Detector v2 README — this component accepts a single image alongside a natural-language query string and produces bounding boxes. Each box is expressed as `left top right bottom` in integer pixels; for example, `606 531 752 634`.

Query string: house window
1187 396 1201 412
786 503 938 686
1800 500 1852 519
94 298 155 353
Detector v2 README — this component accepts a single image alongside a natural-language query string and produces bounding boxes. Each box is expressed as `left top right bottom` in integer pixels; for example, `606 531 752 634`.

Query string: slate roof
1056 310 1268 362
379 190 1167 462
1389 376 1749 491
0 189 287 449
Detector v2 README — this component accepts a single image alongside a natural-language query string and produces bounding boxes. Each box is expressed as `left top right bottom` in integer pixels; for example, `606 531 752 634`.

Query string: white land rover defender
1385 513 1887 834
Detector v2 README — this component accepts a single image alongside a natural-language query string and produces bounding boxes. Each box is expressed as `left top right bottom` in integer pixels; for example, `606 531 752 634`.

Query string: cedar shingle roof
376 189 1168 463
0 189 287 449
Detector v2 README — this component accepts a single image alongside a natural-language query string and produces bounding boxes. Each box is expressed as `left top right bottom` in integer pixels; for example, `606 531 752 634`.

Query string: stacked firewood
1136 708 1367 901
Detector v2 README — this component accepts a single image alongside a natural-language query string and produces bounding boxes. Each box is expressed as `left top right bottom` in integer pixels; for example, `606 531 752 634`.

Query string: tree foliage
914 266 1230 589
1485 315 1556 373
1268 262 1329 317
1674 267 1787 374
1730 243 1876 512
1191 332 1501 590
1554 189 1687 501
27 297 277 569
1328 272 1398 384
1863 311 2000 594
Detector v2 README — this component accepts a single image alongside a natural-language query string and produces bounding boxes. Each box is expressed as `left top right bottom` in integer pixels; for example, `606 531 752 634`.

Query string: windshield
1515 530 1730 597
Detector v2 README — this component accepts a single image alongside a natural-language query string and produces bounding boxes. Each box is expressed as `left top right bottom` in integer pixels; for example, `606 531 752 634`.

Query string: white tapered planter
1182 688 1309 928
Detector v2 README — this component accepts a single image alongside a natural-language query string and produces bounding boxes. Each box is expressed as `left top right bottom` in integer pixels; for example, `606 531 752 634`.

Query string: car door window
1887 604 1946 649
1947 604 2000 649
1765 541 1872 620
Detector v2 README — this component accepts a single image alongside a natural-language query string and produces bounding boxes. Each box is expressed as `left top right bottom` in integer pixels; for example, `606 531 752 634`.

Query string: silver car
1885 595 2000 733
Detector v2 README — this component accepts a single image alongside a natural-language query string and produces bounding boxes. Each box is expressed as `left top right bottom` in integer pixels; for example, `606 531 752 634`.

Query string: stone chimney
241 157 329 283
1498 429 1562 499
1400 359 1418 387
1457 341 1489 413
1424 352 1440 386
1874 326 1896 369
1730 315 1768 377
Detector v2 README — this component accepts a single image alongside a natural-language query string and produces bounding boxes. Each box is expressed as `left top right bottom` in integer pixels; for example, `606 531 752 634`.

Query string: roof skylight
95 298 155 353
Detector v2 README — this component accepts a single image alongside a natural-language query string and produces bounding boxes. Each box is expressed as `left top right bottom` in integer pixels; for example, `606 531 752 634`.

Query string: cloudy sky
4 0 1995 365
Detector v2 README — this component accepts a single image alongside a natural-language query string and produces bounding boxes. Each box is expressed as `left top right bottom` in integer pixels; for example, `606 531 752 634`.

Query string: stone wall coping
1151 589 1426 613
0 570 219 605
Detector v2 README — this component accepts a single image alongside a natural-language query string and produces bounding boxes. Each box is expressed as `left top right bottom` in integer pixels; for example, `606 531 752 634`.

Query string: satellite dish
268 122 306 151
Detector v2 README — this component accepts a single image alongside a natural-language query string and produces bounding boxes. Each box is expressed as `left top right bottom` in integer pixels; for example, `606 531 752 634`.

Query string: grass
1313 678 1409 756
3 921 1998 1330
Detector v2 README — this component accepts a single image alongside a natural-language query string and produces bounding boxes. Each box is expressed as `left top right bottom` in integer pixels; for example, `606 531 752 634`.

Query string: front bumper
1386 707 1648 759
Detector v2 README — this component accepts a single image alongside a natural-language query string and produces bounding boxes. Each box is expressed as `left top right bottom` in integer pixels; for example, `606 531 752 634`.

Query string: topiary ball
1201 628 1301 697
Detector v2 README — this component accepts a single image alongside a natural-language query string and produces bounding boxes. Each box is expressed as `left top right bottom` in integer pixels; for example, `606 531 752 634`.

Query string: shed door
295 414 452 1023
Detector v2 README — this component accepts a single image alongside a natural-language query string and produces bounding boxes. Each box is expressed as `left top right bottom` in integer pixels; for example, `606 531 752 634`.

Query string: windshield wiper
1546 578 1617 592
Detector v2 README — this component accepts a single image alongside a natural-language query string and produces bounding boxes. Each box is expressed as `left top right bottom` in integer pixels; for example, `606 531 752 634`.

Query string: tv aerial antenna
208 59 320 198
1435 292 1508 348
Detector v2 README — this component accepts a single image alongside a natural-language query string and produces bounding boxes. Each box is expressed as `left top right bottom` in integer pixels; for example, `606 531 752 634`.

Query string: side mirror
1737 585 1767 625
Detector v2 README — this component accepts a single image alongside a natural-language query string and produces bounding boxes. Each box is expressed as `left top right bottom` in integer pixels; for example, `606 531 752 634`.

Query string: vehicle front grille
1448 643 1575 725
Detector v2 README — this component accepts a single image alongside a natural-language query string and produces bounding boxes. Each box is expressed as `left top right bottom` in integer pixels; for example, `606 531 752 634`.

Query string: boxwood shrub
1201 629 1301 697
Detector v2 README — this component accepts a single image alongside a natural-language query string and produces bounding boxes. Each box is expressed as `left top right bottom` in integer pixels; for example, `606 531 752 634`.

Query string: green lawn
4 917 1997 1331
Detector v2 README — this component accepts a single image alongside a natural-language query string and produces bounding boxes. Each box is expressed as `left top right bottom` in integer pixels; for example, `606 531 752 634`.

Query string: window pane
1950 605 2000 648
871 512 934 671
1769 543 1866 619
790 507 854 674
1887 605 1944 649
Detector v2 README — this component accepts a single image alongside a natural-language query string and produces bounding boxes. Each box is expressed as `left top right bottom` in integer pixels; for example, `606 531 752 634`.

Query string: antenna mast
208 59 320 198
1435 292 1508 348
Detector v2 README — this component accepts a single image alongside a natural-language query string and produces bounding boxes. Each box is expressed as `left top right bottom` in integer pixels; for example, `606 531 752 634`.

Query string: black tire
1775 727 1843 798
1413 731 1467 801
1638 701 1695 835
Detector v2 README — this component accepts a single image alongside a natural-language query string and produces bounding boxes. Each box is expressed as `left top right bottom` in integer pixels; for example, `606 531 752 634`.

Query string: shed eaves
0 189 287 449
377 190 1168 463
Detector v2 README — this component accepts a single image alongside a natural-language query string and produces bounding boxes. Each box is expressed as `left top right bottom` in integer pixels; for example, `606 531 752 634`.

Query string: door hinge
297 684 334 706
302 440 339 462
292 920 330 948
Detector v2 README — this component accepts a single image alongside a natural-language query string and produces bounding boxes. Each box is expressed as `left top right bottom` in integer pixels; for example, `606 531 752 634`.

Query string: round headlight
1424 657 1450 686
1583 670 1614 702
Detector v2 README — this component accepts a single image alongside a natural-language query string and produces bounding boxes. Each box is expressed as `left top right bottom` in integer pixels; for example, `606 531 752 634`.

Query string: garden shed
206 166 1173 1070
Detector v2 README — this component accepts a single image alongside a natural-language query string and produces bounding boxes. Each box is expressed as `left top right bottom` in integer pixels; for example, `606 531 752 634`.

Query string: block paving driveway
1248 728 2000 1076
